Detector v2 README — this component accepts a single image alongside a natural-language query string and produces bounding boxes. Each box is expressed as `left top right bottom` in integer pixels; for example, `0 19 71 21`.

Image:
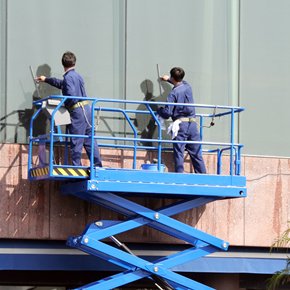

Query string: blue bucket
141 163 165 172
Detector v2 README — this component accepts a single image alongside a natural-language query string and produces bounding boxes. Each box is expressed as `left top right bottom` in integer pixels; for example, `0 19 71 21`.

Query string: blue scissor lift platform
28 96 246 290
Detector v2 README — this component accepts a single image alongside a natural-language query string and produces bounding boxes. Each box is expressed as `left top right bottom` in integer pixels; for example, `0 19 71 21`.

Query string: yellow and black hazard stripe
30 166 89 178
53 167 89 177
30 167 49 178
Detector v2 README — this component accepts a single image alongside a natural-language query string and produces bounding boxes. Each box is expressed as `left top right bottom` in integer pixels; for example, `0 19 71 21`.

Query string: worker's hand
160 75 170 81
35 76 46 82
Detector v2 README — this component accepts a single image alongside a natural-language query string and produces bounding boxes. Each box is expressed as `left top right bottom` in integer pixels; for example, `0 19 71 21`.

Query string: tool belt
179 117 196 122
68 100 89 112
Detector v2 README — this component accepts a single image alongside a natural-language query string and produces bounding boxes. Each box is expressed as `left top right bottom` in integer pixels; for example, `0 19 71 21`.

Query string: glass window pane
126 0 237 148
2 0 125 143
240 0 290 156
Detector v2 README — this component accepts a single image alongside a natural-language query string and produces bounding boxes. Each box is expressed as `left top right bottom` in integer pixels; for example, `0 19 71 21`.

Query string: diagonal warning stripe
30 166 89 178
68 168 79 176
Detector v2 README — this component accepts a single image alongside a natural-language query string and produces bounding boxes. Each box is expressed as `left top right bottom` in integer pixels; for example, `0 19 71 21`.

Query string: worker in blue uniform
36 51 102 167
157 67 206 174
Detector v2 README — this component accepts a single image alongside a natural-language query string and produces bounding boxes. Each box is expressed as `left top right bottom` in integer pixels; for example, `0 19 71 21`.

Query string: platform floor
29 166 246 199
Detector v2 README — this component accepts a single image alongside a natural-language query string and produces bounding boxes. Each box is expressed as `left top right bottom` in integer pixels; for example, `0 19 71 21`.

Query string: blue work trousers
67 105 102 167
173 121 206 173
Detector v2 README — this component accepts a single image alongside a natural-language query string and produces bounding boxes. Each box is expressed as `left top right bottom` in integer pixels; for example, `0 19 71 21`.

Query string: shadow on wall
31 64 61 137
0 64 61 143
134 79 171 147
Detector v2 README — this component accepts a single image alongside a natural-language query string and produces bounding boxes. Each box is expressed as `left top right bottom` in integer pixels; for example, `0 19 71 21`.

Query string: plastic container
141 163 165 172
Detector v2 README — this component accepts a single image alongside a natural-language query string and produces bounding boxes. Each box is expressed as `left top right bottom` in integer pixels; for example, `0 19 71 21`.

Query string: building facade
0 1 290 289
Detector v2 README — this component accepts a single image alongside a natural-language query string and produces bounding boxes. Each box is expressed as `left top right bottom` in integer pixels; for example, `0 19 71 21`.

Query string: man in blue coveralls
157 67 206 174
36 51 102 167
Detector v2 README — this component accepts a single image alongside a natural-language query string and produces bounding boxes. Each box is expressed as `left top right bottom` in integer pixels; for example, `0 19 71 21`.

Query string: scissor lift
28 96 246 290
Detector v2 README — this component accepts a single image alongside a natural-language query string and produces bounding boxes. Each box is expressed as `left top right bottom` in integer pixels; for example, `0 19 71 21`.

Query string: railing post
147 104 162 171
90 100 97 179
199 115 205 174
28 107 42 172
236 145 243 175
230 108 234 175
49 97 66 175
217 149 221 175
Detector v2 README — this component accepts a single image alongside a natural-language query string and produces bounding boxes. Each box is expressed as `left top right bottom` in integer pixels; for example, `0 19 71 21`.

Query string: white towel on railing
167 119 181 139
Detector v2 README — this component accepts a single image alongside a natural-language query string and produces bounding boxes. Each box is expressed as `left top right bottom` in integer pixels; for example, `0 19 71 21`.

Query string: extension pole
157 64 162 97
29 65 41 99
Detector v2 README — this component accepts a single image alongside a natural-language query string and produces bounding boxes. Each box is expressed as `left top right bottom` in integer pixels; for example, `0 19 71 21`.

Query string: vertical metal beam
228 0 241 143
0 0 7 142
113 0 127 144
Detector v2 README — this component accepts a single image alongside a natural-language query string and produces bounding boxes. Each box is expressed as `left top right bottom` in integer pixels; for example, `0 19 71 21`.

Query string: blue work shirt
45 68 87 108
158 81 196 121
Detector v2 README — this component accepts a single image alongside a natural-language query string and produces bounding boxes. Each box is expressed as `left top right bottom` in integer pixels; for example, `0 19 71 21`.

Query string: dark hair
170 67 185 82
62 51 76 68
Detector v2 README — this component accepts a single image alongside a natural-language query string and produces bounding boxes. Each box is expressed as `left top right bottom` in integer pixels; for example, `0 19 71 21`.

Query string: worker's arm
157 91 175 119
36 75 63 90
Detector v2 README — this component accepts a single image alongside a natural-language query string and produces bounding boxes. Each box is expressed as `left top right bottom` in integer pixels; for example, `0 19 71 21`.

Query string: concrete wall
0 144 289 247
